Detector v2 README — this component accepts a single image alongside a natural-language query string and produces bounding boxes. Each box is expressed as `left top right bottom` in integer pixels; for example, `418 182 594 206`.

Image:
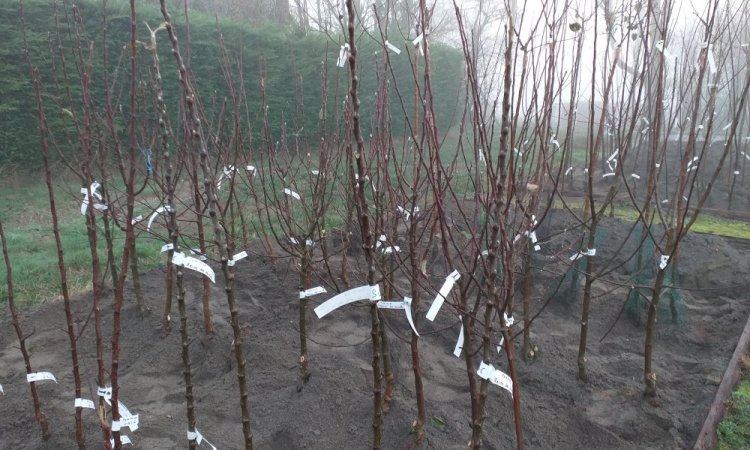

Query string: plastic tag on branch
412 33 424 47
289 237 315 247
74 398 95 409
147 205 173 232
172 252 216 283
397 205 419 221
26 372 57 383
377 297 418 336
336 43 350 68
659 254 670 271
503 312 515 328
227 250 248 267
453 317 464 357
565 167 573 176
477 361 513 396
426 270 461 321
0 384 3 395
131 215 143 225
299 286 327 299
283 188 301 200
187 429 218 450
385 40 401 55
161 243 174 253
109 436 133 447
477 148 486 166
246 165 258 175
602 172 615 178
314 285 381 318
550 135 560 151
631 173 641 180
190 248 207 261
97 386 112 399
701 42 717 75
570 248 596 261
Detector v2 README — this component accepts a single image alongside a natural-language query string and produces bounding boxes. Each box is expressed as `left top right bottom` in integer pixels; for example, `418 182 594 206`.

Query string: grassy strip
0 178 164 306
718 356 750 450
557 198 750 240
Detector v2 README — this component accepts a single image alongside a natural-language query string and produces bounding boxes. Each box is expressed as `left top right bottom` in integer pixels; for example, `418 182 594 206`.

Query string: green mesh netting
625 224 686 326
554 229 605 305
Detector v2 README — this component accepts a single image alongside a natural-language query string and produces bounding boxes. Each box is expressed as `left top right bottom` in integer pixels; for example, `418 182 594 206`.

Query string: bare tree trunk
1 222 50 440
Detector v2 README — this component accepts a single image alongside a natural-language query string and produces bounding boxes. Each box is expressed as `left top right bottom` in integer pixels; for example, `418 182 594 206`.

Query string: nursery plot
0 217 748 449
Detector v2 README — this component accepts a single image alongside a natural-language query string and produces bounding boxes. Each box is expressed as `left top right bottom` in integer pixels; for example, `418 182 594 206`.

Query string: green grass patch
0 177 164 306
718 363 750 450
555 197 750 240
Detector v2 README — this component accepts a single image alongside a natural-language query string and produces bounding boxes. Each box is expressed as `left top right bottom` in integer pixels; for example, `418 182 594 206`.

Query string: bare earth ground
1 217 749 450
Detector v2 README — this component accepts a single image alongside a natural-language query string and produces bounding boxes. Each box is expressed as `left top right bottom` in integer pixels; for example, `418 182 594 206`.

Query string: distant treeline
0 0 465 169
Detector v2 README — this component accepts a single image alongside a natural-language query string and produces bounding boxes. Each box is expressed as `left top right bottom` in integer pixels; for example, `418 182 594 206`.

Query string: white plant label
385 40 401 54
565 167 573 176
131 215 143 225
299 286 327 299
283 188 301 200
172 252 216 283
607 150 619 162
188 429 218 450
477 361 513 396
246 165 257 175
0 384 4 394
528 231 541 252
336 44 350 68
397 205 419 221
631 173 641 180
376 297 418 336
659 254 670 270
74 398 95 409
496 336 505 353
503 312 515 327
314 284 381 318
98 386 112 399
426 270 461 321
570 248 596 261
550 136 560 150
602 172 615 178
147 205 173 232
118 414 139 432
453 318 464 358
412 33 424 46
161 243 174 253
26 372 57 383
110 436 132 446
80 182 103 215
228 250 248 267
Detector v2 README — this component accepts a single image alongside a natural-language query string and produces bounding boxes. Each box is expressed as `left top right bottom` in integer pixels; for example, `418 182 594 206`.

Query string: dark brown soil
1 217 749 450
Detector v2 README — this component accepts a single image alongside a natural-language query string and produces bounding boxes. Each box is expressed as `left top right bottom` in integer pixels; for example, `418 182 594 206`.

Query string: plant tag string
172 252 216 283
26 372 57 383
426 270 461 321
314 285 381 318
477 361 513 396
377 297 419 336
187 429 218 450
